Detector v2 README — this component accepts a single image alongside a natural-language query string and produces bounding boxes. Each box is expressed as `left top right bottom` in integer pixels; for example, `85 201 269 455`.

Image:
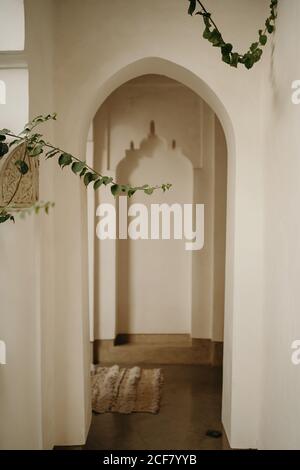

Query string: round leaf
111 184 121 196
58 153 72 168
0 143 9 158
15 160 29 175
72 161 86 174
94 179 103 190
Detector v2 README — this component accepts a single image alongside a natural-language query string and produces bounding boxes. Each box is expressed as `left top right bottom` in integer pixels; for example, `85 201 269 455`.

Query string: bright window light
0 0 25 51
0 69 28 133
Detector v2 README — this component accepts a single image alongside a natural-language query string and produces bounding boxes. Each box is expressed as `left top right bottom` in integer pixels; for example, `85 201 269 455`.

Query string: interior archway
84 70 230 451
76 57 236 445
89 73 227 351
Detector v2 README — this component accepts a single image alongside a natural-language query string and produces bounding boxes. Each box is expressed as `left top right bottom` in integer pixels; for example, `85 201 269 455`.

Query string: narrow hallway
84 365 228 450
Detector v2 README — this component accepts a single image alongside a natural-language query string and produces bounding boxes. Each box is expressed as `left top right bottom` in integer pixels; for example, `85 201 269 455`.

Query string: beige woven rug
91 365 163 414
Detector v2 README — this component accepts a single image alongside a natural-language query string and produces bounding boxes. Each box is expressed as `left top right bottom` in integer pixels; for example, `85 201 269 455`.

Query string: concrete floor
83 364 229 450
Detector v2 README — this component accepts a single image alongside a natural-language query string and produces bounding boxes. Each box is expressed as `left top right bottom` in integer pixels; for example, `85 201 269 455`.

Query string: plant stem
45 141 105 178
196 0 219 32
6 132 163 192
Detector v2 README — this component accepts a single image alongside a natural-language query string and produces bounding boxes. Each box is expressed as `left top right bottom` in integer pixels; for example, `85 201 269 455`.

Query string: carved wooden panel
0 142 39 209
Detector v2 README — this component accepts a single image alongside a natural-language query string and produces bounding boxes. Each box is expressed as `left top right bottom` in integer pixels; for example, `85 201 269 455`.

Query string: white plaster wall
260 0 300 450
0 0 91 450
27 0 92 447
0 217 42 450
0 2 41 449
50 0 268 448
191 103 215 340
25 0 57 449
213 117 227 342
0 0 271 449
0 64 42 449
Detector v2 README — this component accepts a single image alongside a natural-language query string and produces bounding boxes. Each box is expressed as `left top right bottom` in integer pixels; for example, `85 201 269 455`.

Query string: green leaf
46 149 59 159
111 184 121 196
250 42 259 52
162 183 172 192
120 185 129 194
80 167 87 178
230 53 239 68
71 161 86 174
209 29 223 47
58 153 72 168
188 0 196 16
28 144 44 157
221 43 233 54
15 160 29 175
0 134 6 142
0 214 10 224
93 179 103 190
259 34 267 46
83 172 97 186
128 188 137 198
144 187 154 195
203 15 211 27
203 27 211 40
244 55 254 69
0 143 9 158
265 18 274 34
252 48 263 62
222 53 231 64
102 176 113 185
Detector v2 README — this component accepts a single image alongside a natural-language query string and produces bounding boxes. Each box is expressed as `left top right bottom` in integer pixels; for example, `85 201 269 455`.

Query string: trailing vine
0 3 279 224
0 114 172 224
188 0 278 69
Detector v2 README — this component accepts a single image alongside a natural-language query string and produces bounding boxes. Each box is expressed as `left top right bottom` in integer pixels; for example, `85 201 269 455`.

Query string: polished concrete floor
82 364 228 450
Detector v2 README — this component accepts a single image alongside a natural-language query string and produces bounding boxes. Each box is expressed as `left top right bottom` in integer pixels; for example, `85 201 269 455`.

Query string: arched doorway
52 57 245 447
83 73 229 450
88 74 227 366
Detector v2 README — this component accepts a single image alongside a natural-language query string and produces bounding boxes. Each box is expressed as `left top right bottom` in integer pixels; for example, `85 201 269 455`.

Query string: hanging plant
188 0 278 69
0 114 172 224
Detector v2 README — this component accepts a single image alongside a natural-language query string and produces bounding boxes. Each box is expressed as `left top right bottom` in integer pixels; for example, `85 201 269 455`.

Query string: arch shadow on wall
115 119 194 336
